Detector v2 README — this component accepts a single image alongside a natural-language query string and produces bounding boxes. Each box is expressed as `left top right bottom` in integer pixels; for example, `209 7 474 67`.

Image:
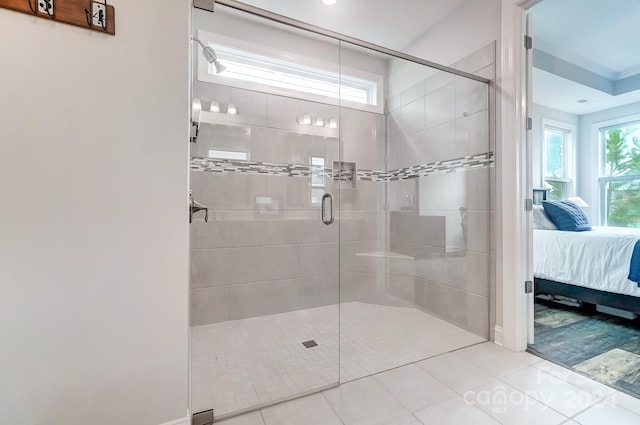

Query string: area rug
529 300 640 398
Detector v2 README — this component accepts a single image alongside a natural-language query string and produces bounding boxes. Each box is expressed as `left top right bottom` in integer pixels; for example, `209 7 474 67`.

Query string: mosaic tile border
190 152 494 182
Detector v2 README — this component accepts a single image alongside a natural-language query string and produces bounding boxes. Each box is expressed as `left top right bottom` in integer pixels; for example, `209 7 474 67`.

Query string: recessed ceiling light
323 0 337 5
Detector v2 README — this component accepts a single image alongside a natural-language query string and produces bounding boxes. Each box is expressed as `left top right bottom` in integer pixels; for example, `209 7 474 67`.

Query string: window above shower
196 30 384 114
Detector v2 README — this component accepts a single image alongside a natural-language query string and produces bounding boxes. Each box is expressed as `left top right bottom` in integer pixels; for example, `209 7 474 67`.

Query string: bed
532 197 640 315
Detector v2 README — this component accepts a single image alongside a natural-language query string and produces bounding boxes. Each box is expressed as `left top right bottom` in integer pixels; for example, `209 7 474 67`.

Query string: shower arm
191 37 207 50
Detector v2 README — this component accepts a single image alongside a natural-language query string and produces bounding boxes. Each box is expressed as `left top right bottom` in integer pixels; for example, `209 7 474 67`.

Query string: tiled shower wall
189 81 387 325
384 43 495 337
189 42 495 339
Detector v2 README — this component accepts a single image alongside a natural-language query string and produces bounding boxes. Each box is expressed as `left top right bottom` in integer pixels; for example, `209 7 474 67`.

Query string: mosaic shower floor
529 300 640 399
191 302 485 419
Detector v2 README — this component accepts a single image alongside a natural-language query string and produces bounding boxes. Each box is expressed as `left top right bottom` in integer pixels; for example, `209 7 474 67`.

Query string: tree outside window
600 124 640 227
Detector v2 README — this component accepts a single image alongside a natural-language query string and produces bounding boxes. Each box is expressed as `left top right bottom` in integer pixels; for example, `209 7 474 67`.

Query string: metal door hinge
525 280 533 294
193 409 214 425
524 35 533 50
194 0 215 12
526 117 533 130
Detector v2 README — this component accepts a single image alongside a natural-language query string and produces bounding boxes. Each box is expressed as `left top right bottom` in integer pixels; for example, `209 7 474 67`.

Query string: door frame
497 0 541 352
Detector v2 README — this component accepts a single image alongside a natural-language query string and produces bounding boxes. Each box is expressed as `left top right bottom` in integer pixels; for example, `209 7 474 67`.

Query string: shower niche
333 161 357 189
189 2 493 421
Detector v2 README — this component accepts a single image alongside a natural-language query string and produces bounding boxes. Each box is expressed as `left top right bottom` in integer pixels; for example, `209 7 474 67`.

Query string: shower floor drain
302 340 318 348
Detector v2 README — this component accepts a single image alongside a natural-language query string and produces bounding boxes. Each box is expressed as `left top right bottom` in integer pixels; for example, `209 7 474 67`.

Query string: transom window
196 31 383 113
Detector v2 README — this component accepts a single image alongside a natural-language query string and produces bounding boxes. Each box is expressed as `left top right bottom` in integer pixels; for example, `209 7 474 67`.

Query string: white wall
0 1 190 424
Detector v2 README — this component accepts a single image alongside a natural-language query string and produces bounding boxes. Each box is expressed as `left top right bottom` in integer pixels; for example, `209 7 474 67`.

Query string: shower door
188 1 493 421
189 4 341 421
338 41 493 383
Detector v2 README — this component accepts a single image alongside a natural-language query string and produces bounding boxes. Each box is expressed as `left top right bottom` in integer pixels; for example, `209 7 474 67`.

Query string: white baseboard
158 415 190 425
494 326 504 346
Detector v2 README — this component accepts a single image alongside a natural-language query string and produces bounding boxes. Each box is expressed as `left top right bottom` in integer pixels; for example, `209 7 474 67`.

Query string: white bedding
533 226 640 298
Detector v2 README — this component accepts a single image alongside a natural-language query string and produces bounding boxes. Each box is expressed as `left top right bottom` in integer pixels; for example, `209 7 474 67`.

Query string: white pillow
533 204 558 230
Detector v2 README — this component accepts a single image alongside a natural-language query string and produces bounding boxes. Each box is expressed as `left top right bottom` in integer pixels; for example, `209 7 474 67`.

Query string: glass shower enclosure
189 1 493 421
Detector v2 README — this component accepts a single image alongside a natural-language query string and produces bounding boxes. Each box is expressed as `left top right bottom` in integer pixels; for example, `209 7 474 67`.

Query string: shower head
191 37 226 74
214 60 226 74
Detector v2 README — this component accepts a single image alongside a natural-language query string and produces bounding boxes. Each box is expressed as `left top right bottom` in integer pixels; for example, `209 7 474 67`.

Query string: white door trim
497 0 535 351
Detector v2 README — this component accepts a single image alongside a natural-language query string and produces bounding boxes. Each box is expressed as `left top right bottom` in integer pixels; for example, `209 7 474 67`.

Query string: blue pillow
542 200 592 231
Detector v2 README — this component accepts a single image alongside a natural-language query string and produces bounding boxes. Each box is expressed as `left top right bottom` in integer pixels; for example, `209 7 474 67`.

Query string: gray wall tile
228 214 262 247
298 276 339 309
266 95 339 138
455 43 495 74
189 43 494 333
425 70 455 94
229 247 261 284
426 84 455 128
263 279 300 316
423 250 490 297
424 280 489 338
228 282 267 320
267 175 312 210
340 108 385 141
190 248 229 288
423 121 456 163
389 211 446 248
260 245 301 281
402 98 426 135
190 286 229 326
387 275 427 309
190 170 229 210
455 77 488 119
227 173 268 210
401 81 426 106
454 110 489 158
299 243 339 278
190 210 229 249
340 181 384 211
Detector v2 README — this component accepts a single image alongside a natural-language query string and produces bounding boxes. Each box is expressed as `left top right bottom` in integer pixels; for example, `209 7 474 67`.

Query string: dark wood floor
529 300 640 397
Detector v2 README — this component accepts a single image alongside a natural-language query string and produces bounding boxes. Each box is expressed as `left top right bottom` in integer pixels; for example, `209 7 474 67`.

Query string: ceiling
530 0 640 115
224 1 640 116
235 0 470 51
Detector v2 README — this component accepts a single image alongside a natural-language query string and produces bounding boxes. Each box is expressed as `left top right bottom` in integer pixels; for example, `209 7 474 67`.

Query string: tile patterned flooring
214 342 640 425
191 302 485 418
529 301 640 397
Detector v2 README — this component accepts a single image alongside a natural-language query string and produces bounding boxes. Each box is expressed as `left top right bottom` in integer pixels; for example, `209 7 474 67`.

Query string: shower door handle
321 193 334 225
189 190 209 223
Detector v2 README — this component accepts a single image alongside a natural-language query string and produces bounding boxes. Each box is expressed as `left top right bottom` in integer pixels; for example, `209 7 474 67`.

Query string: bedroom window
542 120 575 201
599 121 640 227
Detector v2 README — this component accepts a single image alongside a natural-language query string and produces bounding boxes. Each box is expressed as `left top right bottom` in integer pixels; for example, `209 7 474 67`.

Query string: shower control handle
321 193 334 225
189 190 209 223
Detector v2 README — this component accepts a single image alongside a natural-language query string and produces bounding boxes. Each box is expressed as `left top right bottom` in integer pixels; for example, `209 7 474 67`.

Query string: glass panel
545 180 565 201
604 179 640 227
602 124 640 177
544 129 564 178
338 42 492 383
189 5 340 419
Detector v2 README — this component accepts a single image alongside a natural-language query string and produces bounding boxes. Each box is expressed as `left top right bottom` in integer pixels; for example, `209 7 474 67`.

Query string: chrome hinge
524 35 533 50
525 198 533 212
526 117 533 131
525 280 533 294
193 0 215 12
193 409 214 425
